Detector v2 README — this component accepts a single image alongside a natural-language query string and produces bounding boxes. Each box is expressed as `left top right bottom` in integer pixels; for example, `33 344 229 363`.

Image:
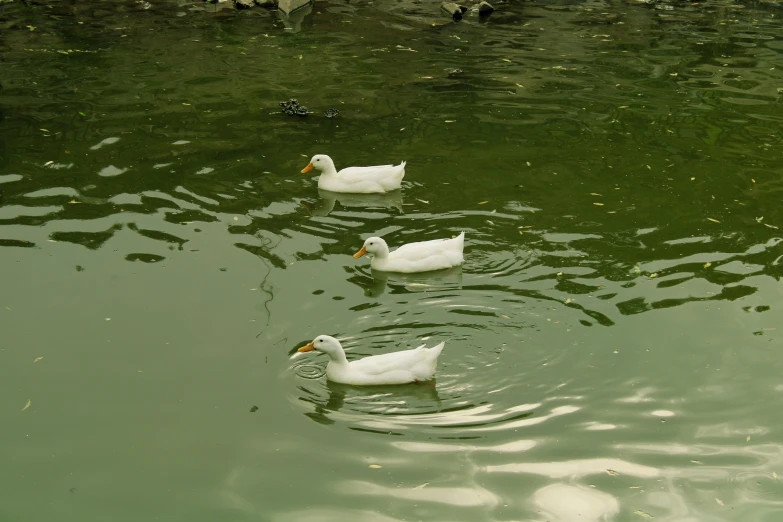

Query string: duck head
298 335 346 361
301 154 336 174
353 236 390 259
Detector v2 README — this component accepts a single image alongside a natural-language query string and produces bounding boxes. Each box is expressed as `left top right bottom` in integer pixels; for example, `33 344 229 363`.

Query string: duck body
354 232 465 273
302 154 406 194
298 335 445 385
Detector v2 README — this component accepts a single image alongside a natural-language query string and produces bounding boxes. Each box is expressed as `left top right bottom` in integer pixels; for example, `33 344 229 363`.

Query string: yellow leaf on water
22 399 31 412
715 498 724 506
707 218 720 223
369 464 382 469
478 201 489 204
606 469 619 476
501 58 512 62
33 357 43 363
594 202 604 206
44 161 54 166
634 510 654 519
704 262 712 268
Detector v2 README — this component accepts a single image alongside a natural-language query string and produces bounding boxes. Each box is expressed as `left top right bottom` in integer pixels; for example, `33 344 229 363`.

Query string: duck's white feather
360 232 465 273
304 154 405 194
329 343 444 385
299 335 445 386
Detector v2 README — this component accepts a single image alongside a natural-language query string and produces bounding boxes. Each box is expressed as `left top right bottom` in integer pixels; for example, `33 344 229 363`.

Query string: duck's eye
369 242 374 246
318 339 323 343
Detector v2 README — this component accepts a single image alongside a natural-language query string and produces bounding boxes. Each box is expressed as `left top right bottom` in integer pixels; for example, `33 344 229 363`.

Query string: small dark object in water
324 108 339 118
250 405 259 412
280 98 310 116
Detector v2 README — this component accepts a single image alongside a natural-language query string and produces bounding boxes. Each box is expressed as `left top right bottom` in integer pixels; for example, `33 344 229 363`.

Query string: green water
2 0 783 520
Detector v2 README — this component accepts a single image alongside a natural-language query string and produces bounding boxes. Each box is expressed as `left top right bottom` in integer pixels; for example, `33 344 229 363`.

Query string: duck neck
373 244 390 259
326 350 349 365
318 160 338 177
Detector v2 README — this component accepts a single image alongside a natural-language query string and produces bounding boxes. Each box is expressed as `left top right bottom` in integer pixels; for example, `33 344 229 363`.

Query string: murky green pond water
2 0 783 520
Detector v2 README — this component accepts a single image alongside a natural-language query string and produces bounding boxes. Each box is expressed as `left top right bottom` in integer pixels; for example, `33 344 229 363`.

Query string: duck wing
337 165 394 179
349 346 430 375
391 237 458 262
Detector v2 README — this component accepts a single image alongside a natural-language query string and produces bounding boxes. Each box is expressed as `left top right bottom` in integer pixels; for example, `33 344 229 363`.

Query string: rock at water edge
441 2 467 20
478 1 494 15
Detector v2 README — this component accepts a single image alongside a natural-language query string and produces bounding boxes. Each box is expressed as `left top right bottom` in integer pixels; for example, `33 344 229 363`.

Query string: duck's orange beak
353 246 368 259
298 342 315 353
301 163 314 174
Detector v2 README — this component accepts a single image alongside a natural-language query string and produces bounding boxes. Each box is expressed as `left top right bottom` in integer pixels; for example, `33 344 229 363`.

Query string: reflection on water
277 0 313 33
349 264 463 297
2 0 783 520
533 484 619 522
309 188 404 217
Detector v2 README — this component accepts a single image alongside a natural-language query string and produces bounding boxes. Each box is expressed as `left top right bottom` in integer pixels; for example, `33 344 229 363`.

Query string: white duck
301 154 406 194
297 335 445 385
353 232 465 273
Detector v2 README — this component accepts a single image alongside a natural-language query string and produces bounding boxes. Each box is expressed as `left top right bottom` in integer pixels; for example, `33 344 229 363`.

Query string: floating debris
324 108 339 118
279 99 310 116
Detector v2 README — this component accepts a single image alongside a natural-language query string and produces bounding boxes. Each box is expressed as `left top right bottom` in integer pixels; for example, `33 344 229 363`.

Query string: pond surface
2 0 783 520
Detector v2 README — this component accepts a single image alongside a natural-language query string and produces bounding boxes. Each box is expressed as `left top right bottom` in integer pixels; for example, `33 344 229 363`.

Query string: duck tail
396 161 406 182
455 231 466 249
427 341 445 359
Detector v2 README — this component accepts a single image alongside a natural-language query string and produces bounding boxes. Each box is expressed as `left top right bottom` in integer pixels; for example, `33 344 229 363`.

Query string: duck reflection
307 189 404 217
349 265 463 298
304 379 442 427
